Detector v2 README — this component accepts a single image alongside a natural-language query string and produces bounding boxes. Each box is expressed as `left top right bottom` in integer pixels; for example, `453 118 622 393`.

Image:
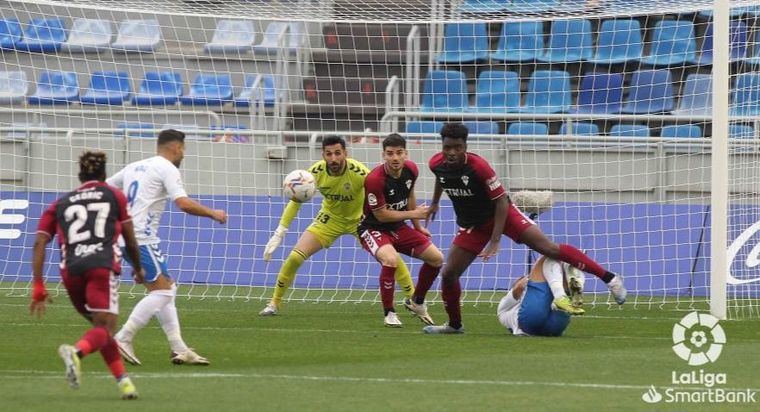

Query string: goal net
0 0 758 318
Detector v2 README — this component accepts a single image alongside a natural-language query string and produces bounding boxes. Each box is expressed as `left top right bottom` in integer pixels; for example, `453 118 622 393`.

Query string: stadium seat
79 71 132 105
17 17 67 52
0 71 28 104
506 122 549 136
180 73 233 106
639 20 697 66
538 19 593 63
588 19 643 64
692 20 748 65
731 73 760 116
660 124 702 138
111 20 162 52
673 73 712 116
520 70 572 113
729 124 755 139
436 22 489 63
457 0 509 13
420 70 468 112
205 20 256 53
490 21 544 62
463 121 499 135
471 70 520 113
0 18 22 49
63 18 112 52
28 71 79 104
253 21 306 55
610 124 650 137
620 69 675 114
405 121 443 134
116 122 155 138
573 72 624 114
234 74 276 107
132 72 184 105
559 122 599 136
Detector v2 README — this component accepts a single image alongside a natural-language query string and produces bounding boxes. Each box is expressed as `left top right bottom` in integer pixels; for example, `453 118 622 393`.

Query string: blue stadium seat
660 124 702 138
729 124 754 139
80 71 132 105
405 121 443 134
180 73 233 106
588 19 643 64
490 21 544 62
573 72 624 114
521 70 572 113
640 20 696 66
436 22 489 63
538 19 592 63
420 70 468 112
111 20 162 52
621 69 675 114
0 18 22 49
559 122 599 136
0 71 28 103
253 21 306 55
457 0 509 13
471 70 520 113
28 71 79 105
463 121 499 135
234 74 276 107
731 73 760 116
507 122 549 136
63 18 112 52
116 122 155 138
205 20 256 53
693 20 748 65
17 18 67 52
610 124 650 137
674 73 712 116
132 72 184 105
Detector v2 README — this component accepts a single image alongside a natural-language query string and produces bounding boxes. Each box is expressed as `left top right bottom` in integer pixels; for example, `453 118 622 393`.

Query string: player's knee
427 249 444 268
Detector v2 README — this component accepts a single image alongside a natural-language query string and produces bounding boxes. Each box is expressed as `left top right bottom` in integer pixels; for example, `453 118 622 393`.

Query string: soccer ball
283 169 316 202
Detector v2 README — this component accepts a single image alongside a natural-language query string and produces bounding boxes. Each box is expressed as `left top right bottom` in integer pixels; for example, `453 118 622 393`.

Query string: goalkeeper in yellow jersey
259 135 416 316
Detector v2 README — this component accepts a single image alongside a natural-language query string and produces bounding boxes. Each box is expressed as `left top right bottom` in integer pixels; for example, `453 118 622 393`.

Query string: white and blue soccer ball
283 169 316 202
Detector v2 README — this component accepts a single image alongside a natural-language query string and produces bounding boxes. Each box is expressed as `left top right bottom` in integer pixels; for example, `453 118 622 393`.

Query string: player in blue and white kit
107 129 227 365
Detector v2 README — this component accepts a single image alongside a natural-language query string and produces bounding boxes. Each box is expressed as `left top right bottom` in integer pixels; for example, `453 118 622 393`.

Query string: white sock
155 285 188 353
542 258 568 299
116 289 173 341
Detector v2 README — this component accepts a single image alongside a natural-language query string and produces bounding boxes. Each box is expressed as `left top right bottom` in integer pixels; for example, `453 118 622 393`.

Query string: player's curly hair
78 150 107 182
440 122 469 142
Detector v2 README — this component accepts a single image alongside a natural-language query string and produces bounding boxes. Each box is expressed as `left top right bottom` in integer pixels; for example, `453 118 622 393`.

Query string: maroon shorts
359 224 433 258
62 267 120 317
452 202 535 254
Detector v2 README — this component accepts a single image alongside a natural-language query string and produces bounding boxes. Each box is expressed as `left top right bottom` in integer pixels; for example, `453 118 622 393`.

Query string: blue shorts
518 281 571 337
121 244 169 283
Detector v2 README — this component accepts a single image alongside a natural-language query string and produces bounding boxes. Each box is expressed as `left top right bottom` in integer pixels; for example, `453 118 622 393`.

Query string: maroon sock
441 279 462 329
75 326 109 357
101 336 126 380
558 244 608 280
379 265 396 312
412 263 441 304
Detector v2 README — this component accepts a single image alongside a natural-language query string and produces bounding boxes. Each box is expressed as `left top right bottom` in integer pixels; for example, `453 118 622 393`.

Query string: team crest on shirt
368 193 377 206
344 182 351 191
405 179 412 189
462 176 469 186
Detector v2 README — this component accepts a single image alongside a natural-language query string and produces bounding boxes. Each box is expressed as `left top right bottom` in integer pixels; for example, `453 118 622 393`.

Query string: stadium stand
521 70 572 113
490 21 544 62
639 19 697 66
436 22 489 63
538 19 593 63
27 71 79 105
234 74 276 108
205 20 257 53
660 124 703 138
0 18 22 49
588 19 643 64
507 121 549 136
111 19 162 52
133 72 184 106
17 17 66 52
63 18 112 52
180 73 234 106
471 70 521 113
420 70 468 112
79 71 132 105
0 71 28 104
609 124 651 137
559 122 600 136
620 69 675 114
573 72 625 114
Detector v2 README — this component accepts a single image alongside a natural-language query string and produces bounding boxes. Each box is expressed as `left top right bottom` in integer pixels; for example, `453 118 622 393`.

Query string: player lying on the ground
497 255 585 337
108 129 227 366
420 123 626 334
260 135 415 316
30 150 144 399
358 134 443 327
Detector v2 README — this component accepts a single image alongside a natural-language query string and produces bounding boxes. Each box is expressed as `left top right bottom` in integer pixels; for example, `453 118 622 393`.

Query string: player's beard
328 161 342 174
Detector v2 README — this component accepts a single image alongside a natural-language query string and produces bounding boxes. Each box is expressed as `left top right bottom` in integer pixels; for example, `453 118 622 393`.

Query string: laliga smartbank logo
641 311 756 404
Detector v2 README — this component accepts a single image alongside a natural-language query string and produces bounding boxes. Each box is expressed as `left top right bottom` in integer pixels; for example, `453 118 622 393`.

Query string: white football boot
607 274 627 305
115 336 142 366
422 322 464 334
258 303 279 316
384 311 403 328
57 344 81 389
403 298 435 325
171 348 210 365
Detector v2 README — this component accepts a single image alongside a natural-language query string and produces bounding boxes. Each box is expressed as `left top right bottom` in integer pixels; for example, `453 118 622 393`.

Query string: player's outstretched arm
30 232 52 317
263 200 303 262
121 220 145 284
175 196 227 224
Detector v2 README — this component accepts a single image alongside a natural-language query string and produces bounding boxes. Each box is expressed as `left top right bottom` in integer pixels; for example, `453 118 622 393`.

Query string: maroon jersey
359 160 419 232
37 181 131 276
429 152 506 227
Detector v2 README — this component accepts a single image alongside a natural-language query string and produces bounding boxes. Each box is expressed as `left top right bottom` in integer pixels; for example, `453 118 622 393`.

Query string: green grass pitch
1 293 759 411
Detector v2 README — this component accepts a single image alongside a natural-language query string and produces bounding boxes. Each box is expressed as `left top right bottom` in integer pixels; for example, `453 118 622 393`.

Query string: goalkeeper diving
260 136 416 315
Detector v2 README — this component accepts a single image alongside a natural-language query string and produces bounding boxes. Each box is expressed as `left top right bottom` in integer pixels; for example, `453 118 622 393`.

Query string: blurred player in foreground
30 151 144 399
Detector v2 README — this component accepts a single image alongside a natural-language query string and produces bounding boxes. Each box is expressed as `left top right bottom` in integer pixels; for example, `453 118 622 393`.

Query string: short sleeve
405 160 419 182
428 153 443 174
364 170 386 211
106 168 124 189
36 201 58 238
110 186 132 223
162 164 188 200
472 156 506 200
308 160 325 177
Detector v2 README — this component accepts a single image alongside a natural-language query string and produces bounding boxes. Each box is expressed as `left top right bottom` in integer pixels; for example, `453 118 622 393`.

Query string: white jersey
497 291 527 336
107 155 188 245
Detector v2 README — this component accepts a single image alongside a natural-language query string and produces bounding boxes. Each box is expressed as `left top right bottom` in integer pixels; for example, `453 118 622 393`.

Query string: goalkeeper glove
263 225 287 262
32 278 48 303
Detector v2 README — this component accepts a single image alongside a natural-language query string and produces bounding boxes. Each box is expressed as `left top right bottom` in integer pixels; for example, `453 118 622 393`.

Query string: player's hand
425 203 439 227
29 279 51 318
263 225 287 262
212 209 227 224
133 268 145 284
478 239 501 262
409 205 431 220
